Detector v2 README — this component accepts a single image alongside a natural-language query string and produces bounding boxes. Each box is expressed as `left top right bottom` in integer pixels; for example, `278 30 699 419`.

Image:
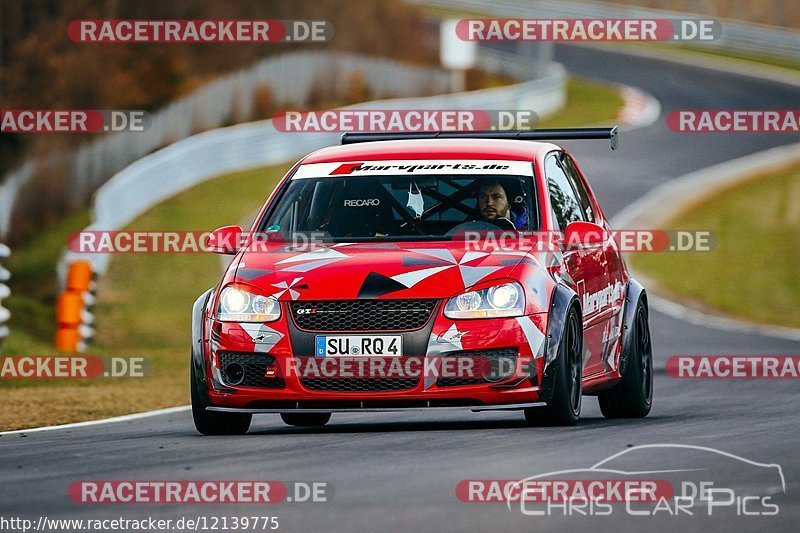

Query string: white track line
0 406 190 436
646 292 800 343
613 141 800 343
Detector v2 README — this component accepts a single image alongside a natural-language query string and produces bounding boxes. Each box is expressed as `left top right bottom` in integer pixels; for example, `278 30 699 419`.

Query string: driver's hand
491 217 515 230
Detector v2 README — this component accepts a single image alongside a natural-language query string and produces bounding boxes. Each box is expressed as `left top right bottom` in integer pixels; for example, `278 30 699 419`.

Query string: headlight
488 284 519 310
444 282 524 319
456 291 482 311
217 286 280 322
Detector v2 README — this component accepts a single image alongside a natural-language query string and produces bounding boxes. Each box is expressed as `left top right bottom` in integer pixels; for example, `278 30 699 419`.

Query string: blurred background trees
0 0 438 177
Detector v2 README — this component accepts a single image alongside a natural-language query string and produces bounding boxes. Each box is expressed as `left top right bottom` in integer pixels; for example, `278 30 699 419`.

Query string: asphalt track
1 45 799 533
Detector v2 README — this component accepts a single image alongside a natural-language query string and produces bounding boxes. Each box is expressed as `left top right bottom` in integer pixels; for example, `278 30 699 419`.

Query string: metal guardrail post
0 243 10 346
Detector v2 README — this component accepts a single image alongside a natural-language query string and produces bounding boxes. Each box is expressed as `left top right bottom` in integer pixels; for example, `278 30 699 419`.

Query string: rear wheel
598 302 652 418
524 308 582 426
191 363 252 435
280 413 332 427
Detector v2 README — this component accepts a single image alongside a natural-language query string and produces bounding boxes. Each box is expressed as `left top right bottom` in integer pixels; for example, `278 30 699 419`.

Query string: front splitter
207 401 546 414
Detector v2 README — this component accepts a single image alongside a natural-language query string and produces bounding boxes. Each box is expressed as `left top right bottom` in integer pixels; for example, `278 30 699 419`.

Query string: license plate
315 335 402 357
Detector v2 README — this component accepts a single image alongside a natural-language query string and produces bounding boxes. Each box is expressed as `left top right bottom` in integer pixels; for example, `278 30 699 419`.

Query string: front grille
218 352 285 389
290 299 437 332
436 348 518 387
300 376 420 392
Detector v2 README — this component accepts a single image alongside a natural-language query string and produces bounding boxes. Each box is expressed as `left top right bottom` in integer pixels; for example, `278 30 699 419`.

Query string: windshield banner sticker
291 160 535 179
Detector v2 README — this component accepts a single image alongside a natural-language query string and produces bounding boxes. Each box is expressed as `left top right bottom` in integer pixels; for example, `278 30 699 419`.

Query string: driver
477 181 515 229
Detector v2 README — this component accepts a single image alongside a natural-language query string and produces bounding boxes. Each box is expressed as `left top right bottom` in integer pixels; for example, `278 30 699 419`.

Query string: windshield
260 174 538 241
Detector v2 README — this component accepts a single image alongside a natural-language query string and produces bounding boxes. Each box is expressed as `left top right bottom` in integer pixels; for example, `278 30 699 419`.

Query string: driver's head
478 181 510 221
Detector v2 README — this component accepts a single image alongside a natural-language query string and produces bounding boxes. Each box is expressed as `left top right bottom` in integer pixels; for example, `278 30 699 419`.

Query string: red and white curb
617 85 661 129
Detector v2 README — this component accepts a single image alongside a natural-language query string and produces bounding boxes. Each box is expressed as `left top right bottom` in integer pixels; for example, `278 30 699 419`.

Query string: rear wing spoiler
341 126 619 150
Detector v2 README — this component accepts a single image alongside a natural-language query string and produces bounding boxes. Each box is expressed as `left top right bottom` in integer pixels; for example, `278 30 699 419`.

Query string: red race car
190 128 652 434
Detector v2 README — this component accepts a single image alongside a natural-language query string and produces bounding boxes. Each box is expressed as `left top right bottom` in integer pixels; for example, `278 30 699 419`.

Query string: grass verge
630 164 800 328
539 77 624 127
0 165 289 431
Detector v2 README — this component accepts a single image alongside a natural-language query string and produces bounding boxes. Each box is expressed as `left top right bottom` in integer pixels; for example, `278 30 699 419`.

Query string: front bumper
202 303 549 410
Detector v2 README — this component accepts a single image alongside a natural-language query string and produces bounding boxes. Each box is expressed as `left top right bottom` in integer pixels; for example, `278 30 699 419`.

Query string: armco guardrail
0 243 10 346
0 163 32 239
58 59 567 285
0 51 452 240
417 0 800 59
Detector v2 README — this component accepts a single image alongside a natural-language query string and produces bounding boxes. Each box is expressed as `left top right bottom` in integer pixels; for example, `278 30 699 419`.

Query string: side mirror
564 221 607 250
206 225 243 254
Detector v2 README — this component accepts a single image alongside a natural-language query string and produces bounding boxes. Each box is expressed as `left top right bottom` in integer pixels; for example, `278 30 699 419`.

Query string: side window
545 154 584 230
562 155 596 223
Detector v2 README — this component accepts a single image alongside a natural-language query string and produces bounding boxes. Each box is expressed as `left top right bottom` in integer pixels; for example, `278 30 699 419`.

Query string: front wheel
280 412 332 427
598 301 653 418
191 363 252 435
524 307 582 427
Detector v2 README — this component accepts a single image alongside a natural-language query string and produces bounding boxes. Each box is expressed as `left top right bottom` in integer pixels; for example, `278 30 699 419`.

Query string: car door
562 153 626 374
544 152 609 377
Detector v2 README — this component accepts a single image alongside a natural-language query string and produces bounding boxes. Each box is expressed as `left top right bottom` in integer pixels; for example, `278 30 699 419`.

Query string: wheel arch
191 288 214 384
620 278 648 375
540 283 582 402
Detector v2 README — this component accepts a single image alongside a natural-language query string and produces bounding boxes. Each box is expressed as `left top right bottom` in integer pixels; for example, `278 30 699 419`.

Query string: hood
232 241 532 300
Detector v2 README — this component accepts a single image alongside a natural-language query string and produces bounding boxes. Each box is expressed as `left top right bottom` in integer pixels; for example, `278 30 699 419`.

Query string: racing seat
322 180 397 237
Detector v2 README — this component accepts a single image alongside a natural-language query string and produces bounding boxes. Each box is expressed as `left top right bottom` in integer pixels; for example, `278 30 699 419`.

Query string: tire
191 363 252 435
524 307 582 427
598 301 653 418
280 412 332 427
